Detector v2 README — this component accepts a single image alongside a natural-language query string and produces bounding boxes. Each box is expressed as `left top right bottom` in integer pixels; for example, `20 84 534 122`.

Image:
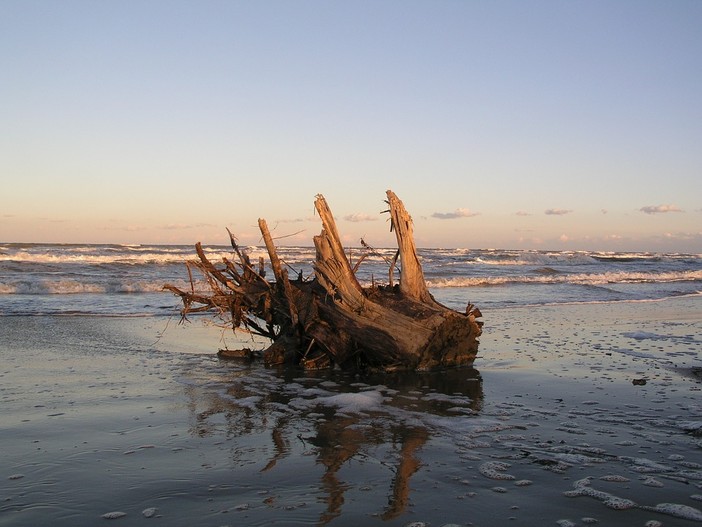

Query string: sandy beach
2 296 701 526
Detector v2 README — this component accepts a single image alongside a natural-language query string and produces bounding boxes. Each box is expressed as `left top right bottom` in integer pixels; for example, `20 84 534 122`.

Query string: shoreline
1 296 701 526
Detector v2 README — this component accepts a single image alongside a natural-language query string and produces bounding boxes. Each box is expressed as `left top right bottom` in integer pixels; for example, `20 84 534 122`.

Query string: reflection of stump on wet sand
182 366 484 524
165 191 482 372
380 426 429 520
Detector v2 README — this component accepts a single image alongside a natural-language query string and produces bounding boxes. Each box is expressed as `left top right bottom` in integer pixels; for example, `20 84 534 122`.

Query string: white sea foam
102 511 127 519
642 477 664 487
677 421 702 434
479 461 515 480
623 331 665 341
564 478 637 510
426 270 702 288
316 391 385 413
0 278 178 295
640 503 702 521
600 474 630 482
0 249 192 266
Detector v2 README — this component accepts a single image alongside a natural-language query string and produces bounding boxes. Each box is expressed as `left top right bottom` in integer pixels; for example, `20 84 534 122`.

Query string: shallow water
1 298 701 526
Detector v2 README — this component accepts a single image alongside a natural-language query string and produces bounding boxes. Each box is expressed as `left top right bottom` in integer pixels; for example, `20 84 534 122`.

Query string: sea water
1 243 700 316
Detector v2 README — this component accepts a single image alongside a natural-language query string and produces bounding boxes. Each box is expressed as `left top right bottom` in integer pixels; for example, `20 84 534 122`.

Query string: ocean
1 242 700 317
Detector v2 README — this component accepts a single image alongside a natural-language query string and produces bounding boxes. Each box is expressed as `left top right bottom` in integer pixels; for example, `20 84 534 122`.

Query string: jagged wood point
164 190 482 371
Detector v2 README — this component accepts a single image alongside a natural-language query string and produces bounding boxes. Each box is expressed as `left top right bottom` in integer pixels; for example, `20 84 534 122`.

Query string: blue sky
1 1 701 251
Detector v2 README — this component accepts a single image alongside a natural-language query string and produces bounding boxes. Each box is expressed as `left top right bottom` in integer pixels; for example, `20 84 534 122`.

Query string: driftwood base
165 191 482 372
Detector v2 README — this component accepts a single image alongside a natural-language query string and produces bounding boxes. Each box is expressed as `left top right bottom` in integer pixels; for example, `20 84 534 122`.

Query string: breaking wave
426 270 702 288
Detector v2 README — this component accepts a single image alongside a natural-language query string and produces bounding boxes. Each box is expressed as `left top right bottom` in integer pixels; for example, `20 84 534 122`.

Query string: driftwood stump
164 191 482 372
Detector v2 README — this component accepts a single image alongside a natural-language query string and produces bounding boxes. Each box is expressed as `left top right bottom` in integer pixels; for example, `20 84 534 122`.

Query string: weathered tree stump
164 190 482 371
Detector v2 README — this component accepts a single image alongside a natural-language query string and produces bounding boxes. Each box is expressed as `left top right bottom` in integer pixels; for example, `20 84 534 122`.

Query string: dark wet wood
164 190 482 371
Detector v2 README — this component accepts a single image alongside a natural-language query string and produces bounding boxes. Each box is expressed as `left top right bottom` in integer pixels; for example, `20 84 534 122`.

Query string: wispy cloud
544 208 573 216
275 216 317 224
160 223 215 230
639 204 683 214
100 223 147 232
663 231 700 240
515 211 532 217
432 208 480 219
344 213 377 222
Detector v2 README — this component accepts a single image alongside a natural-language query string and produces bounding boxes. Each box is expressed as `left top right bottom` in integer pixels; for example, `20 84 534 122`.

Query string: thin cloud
639 204 683 214
100 224 147 232
344 213 377 222
544 208 573 216
161 223 215 230
663 231 699 240
515 211 532 217
275 216 317 224
432 208 480 219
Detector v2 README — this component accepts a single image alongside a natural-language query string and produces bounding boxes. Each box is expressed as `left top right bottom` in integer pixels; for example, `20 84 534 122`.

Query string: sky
1 1 701 252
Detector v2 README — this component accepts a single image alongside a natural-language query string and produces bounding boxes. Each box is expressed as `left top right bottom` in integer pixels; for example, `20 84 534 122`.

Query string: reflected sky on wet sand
1 298 701 526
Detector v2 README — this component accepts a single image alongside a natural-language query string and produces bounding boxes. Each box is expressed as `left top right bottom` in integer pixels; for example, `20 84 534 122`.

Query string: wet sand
1 296 701 526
